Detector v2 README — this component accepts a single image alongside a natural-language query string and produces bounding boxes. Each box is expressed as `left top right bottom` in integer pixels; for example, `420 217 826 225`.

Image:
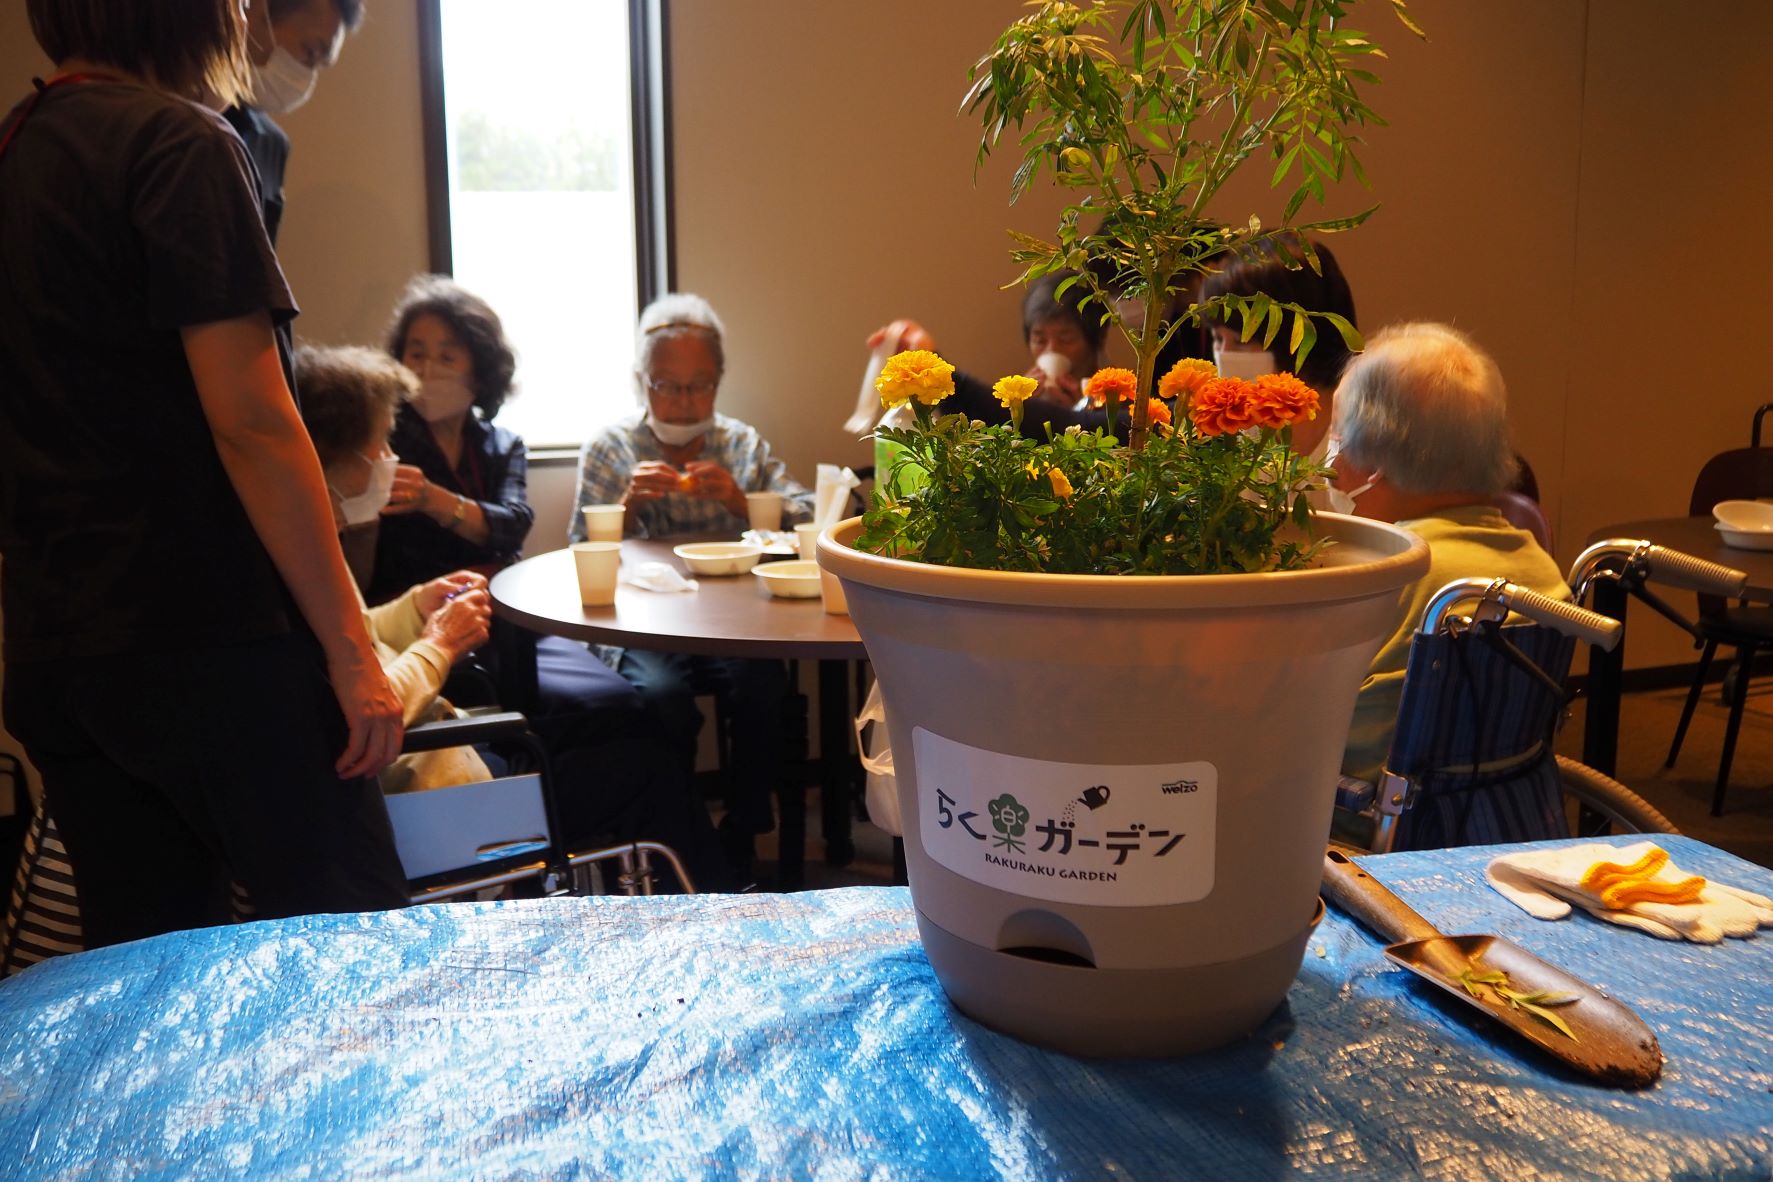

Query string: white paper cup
571 541 622 606
795 522 822 560
819 568 848 615
581 504 624 542
745 491 784 532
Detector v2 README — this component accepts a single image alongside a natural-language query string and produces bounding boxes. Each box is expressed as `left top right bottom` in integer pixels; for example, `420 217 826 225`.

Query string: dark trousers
615 651 787 836
2 632 410 949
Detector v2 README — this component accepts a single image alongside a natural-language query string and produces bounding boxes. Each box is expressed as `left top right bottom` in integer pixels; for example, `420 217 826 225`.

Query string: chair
1334 577 1675 853
1664 403 1773 814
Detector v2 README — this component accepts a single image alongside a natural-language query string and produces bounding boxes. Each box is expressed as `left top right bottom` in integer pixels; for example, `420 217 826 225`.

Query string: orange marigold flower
876 349 955 408
1158 357 1216 404
1249 372 1320 428
991 373 1039 409
1144 398 1173 429
1047 467 1074 499
1189 377 1258 437
1084 366 1138 408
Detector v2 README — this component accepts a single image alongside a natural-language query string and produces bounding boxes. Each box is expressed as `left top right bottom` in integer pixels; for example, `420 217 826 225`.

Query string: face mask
410 376 476 423
1324 471 1381 516
250 46 319 115
1213 346 1278 381
648 412 714 447
332 454 397 526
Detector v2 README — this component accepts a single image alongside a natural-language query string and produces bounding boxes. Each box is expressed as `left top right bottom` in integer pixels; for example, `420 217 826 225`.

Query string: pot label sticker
912 727 1216 907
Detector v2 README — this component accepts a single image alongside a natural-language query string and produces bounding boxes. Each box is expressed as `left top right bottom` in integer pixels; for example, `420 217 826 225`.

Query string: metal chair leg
1666 639 1718 768
1712 644 1758 816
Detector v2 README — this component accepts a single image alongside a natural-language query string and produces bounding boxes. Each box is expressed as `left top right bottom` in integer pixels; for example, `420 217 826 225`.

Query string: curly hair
293 345 415 468
385 274 518 419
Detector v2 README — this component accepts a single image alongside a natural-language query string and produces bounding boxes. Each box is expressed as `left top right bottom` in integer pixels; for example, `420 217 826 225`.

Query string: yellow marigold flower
1047 467 1074 498
1249 372 1320 428
1084 366 1138 408
1189 377 1258 437
992 374 1040 409
876 349 955 409
1158 357 1216 404
1144 397 1173 429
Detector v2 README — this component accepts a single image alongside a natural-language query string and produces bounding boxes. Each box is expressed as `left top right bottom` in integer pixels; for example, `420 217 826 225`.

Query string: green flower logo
988 793 1029 853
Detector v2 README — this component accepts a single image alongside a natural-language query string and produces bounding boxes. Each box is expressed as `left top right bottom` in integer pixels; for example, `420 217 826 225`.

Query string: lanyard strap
0 73 120 164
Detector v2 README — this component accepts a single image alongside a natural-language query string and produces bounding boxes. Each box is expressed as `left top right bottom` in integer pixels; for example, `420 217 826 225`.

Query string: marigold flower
1144 398 1173 429
1190 377 1258 437
1249 372 1320 428
1158 357 1216 405
992 374 1039 410
1047 467 1074 498
876 349 955 408
1084 366 1138 408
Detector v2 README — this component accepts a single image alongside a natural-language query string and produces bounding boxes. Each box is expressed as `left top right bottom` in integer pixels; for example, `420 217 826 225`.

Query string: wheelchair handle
1420 577 1622 651
1569 538 1747 599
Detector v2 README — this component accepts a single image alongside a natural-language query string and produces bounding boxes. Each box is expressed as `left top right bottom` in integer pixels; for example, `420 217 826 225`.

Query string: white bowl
673 541 764 576
1716 522 1773 552
1712 499 1773 531
753 560 822 598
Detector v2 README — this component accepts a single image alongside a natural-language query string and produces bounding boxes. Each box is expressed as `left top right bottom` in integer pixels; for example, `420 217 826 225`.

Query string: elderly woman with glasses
1328 322 1568 786
570 293 814 881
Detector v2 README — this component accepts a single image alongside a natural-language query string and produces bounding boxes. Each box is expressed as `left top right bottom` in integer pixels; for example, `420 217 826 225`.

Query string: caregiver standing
0 0 410 948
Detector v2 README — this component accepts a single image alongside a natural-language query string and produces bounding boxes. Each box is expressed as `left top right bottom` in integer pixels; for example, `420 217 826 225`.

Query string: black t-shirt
221 104 289 245
0 79 300 662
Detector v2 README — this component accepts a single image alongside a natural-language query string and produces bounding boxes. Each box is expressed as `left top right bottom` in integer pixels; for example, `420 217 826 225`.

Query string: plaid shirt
570 411 815 541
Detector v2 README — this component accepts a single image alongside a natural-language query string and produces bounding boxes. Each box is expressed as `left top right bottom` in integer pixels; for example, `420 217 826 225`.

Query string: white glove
1486 843 1773 944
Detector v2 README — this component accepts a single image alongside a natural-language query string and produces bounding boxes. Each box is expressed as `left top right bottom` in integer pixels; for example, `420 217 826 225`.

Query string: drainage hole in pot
999 945 1096 968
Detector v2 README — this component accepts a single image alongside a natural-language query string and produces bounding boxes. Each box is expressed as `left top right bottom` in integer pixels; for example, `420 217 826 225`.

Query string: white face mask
1322 438 1381 515
332 454 397 526
1213 346 1278 381
250 46 319 115
648 412 713 447
410 376 476 423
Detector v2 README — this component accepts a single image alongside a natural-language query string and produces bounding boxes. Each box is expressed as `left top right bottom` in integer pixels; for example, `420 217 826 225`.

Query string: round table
490 539 868 887
1578 515 1773 778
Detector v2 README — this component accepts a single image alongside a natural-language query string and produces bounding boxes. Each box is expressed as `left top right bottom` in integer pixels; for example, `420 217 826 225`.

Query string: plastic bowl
1712 499 1773 532
753 560 822 599
673 541 764 576
1716 523 1773 552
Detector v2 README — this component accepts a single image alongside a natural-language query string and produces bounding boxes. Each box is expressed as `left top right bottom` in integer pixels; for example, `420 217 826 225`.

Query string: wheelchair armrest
402 711 531 753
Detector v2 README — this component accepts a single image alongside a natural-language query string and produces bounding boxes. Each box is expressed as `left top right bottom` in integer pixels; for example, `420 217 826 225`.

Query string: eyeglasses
645 377 719 400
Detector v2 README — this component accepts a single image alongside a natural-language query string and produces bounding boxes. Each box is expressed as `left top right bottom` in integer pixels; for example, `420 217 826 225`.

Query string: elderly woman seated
1328 323 1568 785
571 293 813 881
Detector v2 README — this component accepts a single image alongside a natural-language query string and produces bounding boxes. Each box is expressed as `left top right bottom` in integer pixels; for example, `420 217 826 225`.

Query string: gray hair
635 292 726 375
1330 322 1518 497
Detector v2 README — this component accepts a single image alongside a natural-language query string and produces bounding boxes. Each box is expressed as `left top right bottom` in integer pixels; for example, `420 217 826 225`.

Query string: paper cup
819 567 849 615
745 491 784 532
581 504 624 542
795 522 822 560
571 541 622 606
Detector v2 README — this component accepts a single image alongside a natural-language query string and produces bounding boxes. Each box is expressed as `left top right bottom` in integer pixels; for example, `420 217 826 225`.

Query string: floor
745 673 1773 891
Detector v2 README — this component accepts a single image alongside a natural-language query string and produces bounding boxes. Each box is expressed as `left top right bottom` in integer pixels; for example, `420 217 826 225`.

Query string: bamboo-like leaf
1288 309 1307 354
1263 301 1285 348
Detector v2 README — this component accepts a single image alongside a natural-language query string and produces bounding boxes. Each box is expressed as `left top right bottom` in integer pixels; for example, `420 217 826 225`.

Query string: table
3 835 1767 1180
490 541 869 888
1580 516 1773 776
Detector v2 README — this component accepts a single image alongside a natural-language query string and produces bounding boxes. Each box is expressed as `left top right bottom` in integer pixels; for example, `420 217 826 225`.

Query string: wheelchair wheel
1555 756 1679 837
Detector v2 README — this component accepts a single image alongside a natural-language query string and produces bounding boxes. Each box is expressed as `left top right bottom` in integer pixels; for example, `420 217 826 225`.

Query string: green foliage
456 110 617 192
857 405 1328 576
964 0 1421 449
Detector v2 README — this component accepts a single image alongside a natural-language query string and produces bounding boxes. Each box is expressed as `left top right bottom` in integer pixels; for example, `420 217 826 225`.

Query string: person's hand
413 570 487 620
866 318 936 354
325 645 405 779
1024 363 1083 410
682 459 745 517
382 464 429 515
626 460 683 506
420 587 492 664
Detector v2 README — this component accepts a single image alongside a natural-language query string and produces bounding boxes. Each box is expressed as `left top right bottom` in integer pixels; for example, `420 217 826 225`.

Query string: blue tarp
2 834 1770 1180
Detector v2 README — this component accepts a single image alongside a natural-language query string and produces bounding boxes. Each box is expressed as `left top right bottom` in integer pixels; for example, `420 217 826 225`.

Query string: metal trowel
1322 849 1664 1088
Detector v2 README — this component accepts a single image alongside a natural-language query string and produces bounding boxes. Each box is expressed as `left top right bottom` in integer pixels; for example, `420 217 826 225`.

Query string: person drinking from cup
571 293 814 881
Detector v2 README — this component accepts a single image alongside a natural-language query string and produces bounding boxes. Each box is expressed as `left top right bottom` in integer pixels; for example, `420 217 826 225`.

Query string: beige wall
3 0 1771 786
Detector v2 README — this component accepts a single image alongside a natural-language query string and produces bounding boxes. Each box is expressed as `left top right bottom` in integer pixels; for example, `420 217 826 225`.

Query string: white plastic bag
854 680 901 836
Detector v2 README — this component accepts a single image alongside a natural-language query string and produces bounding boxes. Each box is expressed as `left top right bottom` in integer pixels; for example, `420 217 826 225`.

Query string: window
418 0 672 449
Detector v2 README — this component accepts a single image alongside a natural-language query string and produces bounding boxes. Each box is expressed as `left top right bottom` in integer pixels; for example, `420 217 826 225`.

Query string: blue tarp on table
2 834 1770 1180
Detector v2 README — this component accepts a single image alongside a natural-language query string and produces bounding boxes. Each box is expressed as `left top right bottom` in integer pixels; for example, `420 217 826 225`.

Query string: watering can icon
1078 785 1111 810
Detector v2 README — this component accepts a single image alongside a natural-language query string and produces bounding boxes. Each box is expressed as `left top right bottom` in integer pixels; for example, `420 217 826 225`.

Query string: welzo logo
1162 779 1199 795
